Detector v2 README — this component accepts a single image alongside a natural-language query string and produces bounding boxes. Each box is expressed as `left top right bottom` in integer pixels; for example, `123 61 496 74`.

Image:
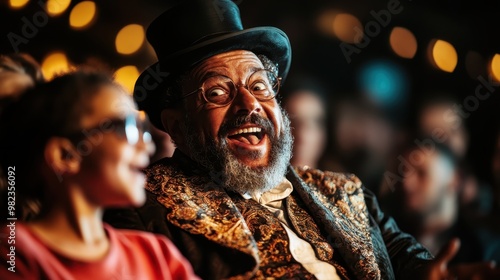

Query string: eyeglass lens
202 69 278 105
123 113 152 146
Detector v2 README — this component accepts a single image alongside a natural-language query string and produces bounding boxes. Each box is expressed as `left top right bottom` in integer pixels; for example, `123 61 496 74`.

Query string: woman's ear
44 137 82 179
161 108 184 146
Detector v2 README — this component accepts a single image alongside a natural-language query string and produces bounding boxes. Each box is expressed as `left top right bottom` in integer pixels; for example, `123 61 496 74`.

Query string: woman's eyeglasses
65 112 152 146
113 112 152 146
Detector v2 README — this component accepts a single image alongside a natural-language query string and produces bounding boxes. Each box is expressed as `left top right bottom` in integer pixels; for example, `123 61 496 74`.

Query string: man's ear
44 137 82 177
161 108 185 146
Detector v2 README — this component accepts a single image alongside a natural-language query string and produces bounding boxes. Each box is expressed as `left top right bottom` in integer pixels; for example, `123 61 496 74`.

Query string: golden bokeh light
114 65 140 94
389 27 417 59
332 13 363 44
69 1 96 29
9 0 30 9
490 54 500 82
115 24 145 55
41 52 71 81
428 39 458 73
46 0 71 16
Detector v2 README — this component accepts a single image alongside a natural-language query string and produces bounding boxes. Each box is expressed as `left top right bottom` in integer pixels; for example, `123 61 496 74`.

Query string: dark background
1 0 499 181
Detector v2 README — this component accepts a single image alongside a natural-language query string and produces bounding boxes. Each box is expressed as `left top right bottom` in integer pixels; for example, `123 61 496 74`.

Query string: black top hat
133 0 292 130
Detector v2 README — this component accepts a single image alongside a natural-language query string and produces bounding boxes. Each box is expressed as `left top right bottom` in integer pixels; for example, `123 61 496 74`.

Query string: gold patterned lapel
285 194 353 279
144 157 260 272
288 166 382 280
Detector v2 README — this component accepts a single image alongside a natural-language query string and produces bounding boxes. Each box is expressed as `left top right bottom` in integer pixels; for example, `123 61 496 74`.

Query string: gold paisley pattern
286 195 334 261
286 195 352 280
143 151 386 279
145 161 260 264
231 195 317 279
293 166 381 280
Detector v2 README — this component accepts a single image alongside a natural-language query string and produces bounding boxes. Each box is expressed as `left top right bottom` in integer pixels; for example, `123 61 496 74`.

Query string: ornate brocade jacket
104 151 433 280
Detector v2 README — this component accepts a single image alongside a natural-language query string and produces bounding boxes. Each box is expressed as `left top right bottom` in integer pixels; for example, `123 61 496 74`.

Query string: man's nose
230 86 263 116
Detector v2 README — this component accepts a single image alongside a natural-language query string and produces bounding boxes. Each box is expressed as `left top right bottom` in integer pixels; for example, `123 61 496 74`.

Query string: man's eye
207 88 228 97
252 82 267 91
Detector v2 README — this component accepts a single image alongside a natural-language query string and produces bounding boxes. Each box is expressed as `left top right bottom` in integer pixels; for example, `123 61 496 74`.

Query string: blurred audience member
413 94 492 222
282 76 328 168
415 94 469 160
322 94 395 194
381 140 500 263
0 71 199 279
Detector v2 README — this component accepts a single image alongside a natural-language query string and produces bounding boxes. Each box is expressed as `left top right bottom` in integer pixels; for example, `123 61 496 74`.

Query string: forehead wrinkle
190 51 264 83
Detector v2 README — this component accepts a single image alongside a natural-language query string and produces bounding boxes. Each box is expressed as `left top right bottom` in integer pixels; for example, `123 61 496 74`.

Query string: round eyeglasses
179 69 281 106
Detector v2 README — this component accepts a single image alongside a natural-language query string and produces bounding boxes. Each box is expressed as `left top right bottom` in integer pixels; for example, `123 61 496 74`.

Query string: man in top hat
104 0 500 279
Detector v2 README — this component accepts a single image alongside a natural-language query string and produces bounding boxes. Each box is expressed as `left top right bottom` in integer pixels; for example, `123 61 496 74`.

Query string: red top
0 223 200 280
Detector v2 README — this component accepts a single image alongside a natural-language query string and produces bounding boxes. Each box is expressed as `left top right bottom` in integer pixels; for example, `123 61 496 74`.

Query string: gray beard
182 109 293 194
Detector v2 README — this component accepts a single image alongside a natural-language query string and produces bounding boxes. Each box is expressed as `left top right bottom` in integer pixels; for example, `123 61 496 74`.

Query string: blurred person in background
412 94 492 223
282 75 328 168
381 139 500 264
322 94 395 195
416 95 469 159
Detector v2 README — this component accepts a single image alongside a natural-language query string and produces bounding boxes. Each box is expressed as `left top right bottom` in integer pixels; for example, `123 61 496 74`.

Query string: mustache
218 114 274 138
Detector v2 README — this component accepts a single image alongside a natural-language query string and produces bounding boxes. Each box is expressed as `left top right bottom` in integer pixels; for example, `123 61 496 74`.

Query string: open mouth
227 126 265 145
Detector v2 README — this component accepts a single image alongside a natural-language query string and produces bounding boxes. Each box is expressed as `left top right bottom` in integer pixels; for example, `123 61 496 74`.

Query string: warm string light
9 0 30 9
41 52 72 80
316 10 499 77
115 24 145 55
389 27 417 59
490 54 500 82
28 5 495 85
46 0 71 16
428 39 458 73
332 13 363 44
69 1 97 29
114 65 140 94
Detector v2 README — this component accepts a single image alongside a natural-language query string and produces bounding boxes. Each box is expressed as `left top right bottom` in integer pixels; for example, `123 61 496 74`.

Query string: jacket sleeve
363 187 434 279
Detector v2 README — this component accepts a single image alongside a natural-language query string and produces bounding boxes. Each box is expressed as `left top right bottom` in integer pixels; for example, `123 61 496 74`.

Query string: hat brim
134 26 291 130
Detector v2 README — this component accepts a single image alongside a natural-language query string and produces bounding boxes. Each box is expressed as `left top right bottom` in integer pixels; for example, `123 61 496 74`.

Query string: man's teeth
228 127 262 136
